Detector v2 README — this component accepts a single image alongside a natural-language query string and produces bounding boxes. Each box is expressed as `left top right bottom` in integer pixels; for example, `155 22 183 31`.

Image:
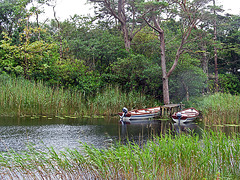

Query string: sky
33 0 94 22
32 0 240 22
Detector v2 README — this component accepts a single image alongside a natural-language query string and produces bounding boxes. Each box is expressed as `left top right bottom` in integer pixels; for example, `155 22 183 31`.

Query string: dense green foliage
218 74 240 94
0 0 239 106
0 131 239 179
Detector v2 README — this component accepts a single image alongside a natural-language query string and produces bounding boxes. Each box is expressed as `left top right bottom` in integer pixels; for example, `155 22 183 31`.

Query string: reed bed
91 86 157 116
0 131 239 179
195 93 240 125
0 75 86 116
0 75 157 117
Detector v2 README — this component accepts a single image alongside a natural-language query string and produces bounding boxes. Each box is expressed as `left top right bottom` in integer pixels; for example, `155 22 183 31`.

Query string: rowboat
118 106 161 123
172 107 199 123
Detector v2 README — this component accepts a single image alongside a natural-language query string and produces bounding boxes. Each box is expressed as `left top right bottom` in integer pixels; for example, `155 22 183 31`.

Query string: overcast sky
33 0 240 22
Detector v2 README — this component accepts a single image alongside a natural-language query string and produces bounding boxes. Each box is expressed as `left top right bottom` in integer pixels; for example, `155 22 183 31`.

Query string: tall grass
91 86 158 115
0 75 157 117
0 131 239 179
0 75 86 116
195 93 240 125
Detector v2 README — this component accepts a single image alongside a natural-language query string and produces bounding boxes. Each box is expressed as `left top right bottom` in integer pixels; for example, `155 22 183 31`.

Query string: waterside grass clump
0 131 239 179
194 93 240 125
0 75 157 117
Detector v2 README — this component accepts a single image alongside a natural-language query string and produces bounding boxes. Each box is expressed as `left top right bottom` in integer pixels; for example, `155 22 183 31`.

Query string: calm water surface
0 116 120 152
0 116 237 152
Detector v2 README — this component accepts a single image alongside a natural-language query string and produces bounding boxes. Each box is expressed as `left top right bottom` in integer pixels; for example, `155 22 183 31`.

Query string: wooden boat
172 107 199 123
118 106 161 123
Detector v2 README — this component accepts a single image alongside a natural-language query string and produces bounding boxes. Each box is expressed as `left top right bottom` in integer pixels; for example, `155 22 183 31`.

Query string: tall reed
0 75 86 116
0 131 239 179
195 93 240 125
0 75 157 117
90 85 158 116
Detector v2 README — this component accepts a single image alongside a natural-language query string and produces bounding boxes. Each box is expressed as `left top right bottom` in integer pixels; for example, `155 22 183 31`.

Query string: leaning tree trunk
143 0 206 105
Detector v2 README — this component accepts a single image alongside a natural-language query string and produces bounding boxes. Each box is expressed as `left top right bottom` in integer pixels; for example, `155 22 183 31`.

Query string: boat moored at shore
118 107 161 123
172 108 199 123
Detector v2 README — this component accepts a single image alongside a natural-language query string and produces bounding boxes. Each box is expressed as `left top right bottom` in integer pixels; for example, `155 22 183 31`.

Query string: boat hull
172 116 197 123
118 106 161 123
121 113 159 123
172 108 199 123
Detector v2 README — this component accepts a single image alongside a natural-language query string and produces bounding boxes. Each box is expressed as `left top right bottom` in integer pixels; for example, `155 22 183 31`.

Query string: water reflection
120 120 172 141
0 116 237 152
207 123 240 136
119 120 173 147
119 120 204 144
173 122 204 136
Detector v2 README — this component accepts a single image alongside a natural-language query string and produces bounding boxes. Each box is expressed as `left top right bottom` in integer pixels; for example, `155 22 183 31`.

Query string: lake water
0 116 237 152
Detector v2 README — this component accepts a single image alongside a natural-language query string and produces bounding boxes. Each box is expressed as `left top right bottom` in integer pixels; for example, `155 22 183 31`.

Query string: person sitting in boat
120 107 128 122
122 107 128 117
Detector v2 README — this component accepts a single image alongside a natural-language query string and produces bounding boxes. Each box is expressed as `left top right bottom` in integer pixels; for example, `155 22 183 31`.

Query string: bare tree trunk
99 0 142 51
121 21 131 51
213 0 219 92
144 15 189 105
118 0 131 51
159 32 170 104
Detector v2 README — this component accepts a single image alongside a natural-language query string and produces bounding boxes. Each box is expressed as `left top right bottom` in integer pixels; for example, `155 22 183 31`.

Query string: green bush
219 73 240 94
110 53 162 98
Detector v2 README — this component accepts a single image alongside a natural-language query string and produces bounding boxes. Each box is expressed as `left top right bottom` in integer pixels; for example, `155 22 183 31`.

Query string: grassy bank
1 75 239 125
0 75 157 117
0 131 239 179
192 93 240 125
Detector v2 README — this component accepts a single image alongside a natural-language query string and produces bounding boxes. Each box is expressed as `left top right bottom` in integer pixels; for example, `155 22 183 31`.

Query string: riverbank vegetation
0 75 157 117
0 131 239 179
1 74 240 127
197 93 240 125
184 93 240 125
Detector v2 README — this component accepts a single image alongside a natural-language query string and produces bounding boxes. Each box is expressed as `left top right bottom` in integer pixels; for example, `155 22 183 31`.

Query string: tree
212 0 218 92
111 53 162 98
217 14 240 75
51 15 127 73
0 25 57 77
0 0 64 79
140 0 210 104
0 0 31 37
89 0 145 51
